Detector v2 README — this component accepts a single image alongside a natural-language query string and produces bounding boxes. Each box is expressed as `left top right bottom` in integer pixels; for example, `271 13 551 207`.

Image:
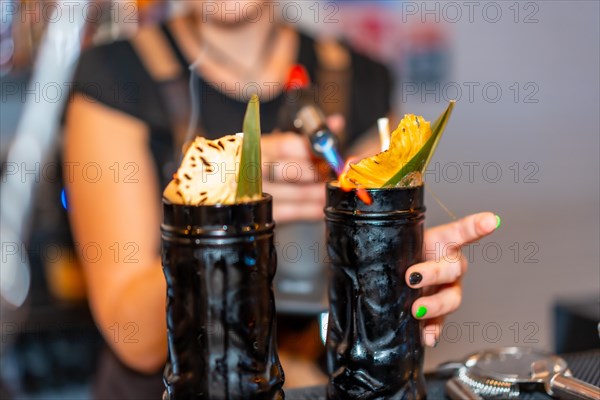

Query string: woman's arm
64 95 167 373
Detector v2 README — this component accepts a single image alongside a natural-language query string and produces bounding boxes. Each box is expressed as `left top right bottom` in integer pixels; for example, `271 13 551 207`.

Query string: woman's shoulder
75 38 141 88
72 29 165 126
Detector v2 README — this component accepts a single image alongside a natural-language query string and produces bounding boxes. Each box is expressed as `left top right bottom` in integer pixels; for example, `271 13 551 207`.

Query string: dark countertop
285 350 600 399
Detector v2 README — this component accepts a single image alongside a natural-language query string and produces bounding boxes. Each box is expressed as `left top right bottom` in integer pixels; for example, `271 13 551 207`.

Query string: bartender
63 1 499 398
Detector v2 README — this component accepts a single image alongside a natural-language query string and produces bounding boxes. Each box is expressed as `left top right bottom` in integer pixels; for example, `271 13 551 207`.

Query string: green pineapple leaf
236 95 263 201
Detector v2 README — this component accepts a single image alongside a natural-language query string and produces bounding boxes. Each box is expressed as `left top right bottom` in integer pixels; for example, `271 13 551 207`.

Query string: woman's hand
261 132 325 222
261 115 345 223
405 212 500 347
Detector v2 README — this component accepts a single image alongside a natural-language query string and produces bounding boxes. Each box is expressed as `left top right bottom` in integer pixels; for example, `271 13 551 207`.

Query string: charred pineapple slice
344 114 431 188
164 134 242 205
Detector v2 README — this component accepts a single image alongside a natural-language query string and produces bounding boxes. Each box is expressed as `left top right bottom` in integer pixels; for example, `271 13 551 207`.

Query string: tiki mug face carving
325 184 426 400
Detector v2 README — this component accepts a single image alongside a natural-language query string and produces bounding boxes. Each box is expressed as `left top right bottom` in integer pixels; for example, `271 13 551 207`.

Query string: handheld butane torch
279 65 345 176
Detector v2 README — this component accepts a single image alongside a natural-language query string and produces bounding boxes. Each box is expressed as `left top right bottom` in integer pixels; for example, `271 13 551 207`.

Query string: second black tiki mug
325 183 427 400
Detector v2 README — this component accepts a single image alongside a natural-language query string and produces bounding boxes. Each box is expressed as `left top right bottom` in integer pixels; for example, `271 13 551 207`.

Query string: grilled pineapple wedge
341 101 455 189
164 134 243 205
344 114 431 188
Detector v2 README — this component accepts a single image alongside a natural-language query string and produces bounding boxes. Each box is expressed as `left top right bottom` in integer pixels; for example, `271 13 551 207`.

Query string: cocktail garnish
164 96 264 205
339 101 455 191
164 134 242 205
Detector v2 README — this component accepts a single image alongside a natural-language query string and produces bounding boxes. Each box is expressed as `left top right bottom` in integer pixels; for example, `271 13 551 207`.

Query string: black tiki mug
161 195 284 399
325 184 426 400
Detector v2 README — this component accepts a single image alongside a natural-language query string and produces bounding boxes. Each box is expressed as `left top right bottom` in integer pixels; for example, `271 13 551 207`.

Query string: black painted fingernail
409 272 423 286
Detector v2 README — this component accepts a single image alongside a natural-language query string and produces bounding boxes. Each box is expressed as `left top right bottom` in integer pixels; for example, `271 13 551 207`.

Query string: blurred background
1 0 598 398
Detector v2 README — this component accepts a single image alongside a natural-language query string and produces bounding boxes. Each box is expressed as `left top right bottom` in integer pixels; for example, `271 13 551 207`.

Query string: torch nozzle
310 129 345 176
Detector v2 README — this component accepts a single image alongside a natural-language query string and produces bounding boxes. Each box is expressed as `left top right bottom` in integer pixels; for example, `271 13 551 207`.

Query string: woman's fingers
263 181 325 203
409 213 500 343
262 132 312 162
261 131 329 223
262 132 330 183
264 181 325 222
424 212 499 257
262 159 322 184
406 253 467 288
411 283 462 321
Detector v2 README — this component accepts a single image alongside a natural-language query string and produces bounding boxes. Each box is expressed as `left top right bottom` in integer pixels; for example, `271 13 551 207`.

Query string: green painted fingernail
416 306 428 319
495 214 502 229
